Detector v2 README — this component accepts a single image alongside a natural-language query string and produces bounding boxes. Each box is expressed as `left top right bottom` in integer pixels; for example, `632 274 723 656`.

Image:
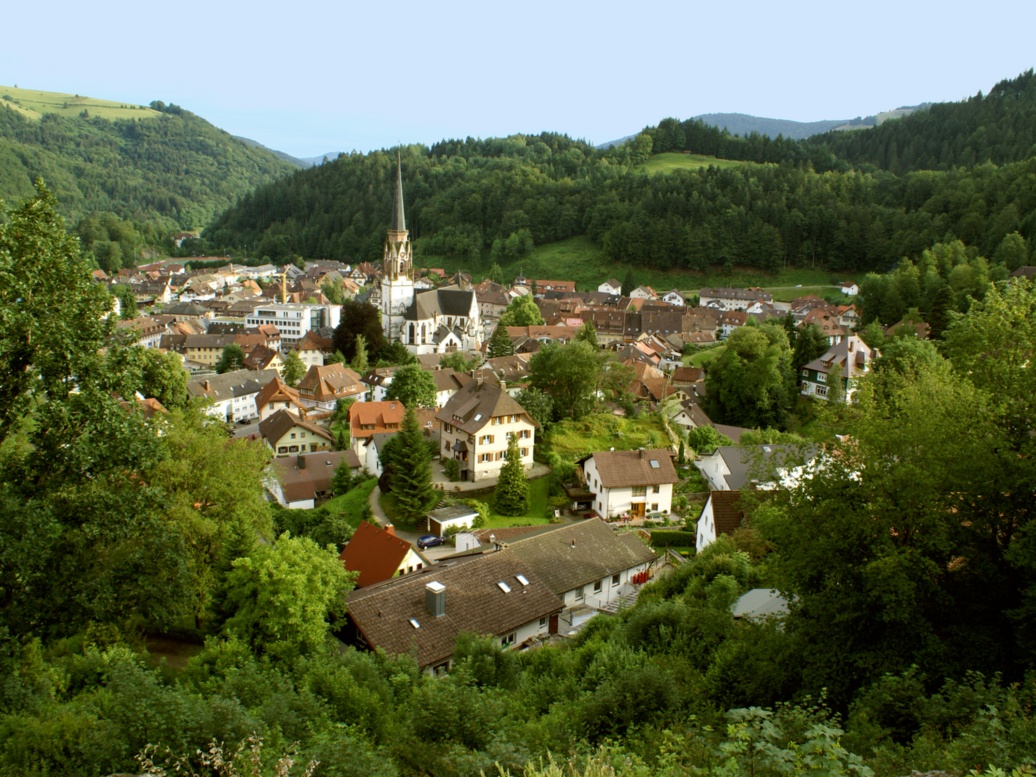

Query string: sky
4 0 1035 160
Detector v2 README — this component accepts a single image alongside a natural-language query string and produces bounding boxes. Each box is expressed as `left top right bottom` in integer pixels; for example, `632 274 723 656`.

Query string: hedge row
648 530 697 547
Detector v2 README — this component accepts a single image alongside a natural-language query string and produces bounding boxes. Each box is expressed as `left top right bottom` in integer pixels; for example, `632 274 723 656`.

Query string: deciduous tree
384 364 436 409
281 349 307 387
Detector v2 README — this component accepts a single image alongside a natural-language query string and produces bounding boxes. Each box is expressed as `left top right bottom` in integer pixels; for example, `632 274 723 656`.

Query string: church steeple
390 152 406 233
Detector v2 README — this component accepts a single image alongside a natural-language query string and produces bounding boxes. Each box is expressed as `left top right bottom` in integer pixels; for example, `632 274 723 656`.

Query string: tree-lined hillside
203 71 1036 276
0 96 297 231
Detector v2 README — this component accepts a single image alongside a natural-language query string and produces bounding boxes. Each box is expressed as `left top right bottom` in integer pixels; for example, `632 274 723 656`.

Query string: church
379 158 482 355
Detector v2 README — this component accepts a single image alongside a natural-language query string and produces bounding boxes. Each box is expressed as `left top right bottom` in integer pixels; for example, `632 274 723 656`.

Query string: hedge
648 530 697 547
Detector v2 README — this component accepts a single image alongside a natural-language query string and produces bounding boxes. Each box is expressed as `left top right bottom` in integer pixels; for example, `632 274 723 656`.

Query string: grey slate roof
187 369 279 402
504 519 656 596
346 551 563 668
404 287 477 320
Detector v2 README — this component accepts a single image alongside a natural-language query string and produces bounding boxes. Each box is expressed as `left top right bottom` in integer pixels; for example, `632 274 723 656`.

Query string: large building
245 303 341 350
379 157 482 355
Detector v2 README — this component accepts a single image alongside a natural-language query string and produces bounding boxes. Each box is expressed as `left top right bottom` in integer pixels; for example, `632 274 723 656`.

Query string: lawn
384 476 554 529
418 235 862 299
0 85 161 121
684 344 727 368
638 152 751 174
544 413 671 467
322 478 378 529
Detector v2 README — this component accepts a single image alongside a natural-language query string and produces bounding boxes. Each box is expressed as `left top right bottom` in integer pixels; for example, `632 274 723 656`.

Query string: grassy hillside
0 85 162 121
0 86 297 232
638 151 750 174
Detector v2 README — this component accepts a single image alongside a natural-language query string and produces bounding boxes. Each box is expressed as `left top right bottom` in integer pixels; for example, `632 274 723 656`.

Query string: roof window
408 618 421 629
515 574 530 586
497 581 511 593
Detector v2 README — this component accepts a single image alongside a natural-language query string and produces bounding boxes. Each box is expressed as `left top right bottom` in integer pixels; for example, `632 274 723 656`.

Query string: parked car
417 534 445 550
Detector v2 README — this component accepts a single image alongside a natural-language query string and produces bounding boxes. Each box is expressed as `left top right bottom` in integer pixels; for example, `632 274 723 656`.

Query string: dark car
417 534 444 550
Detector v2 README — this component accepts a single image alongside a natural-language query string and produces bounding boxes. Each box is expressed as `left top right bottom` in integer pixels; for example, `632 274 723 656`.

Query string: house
533 279 577 294
242 344 285 374
694 444 816 491
259 409 334 457
717 310 749 339
629 285 658 301
800 335 876 402
579 449 680 519
436 377 537 482
598 279 622 295
350 401 406 465
696 491 747 552
268 450 361 509
187 369 279 422
296 363 366 412
344 550 564 671
838 281 860 296
339 521 430 587
255 376 308 421
362 431 398 479
295 329 335 369
504 519 657 630
662 289 686 306
430 367 473 408
699 287 773 311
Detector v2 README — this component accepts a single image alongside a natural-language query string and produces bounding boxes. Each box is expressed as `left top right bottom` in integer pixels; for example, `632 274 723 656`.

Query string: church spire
390 151 406 233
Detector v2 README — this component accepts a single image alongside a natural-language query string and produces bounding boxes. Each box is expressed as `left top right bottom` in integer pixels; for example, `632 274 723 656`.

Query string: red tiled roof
339 521 418 587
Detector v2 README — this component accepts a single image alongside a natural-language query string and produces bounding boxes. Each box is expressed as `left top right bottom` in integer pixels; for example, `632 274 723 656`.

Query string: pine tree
487 323 514 358
281 349 306 387
493 435 529 516
575 321 598 347
390 407 435 527
351 334 369 373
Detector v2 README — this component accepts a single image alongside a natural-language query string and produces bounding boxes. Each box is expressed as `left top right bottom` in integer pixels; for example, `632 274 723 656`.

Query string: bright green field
685 345 727 368
638 152 751 174
0 85 161 121
321 478 378 528
421 236 861 297
544 413 671 467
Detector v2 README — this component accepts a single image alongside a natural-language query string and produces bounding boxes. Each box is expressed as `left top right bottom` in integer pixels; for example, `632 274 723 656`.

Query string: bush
648 530 697 548
443 458 461 482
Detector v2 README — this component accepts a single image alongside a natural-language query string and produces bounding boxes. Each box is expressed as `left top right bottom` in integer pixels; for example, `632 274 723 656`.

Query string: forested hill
0 95 298 230
204 71 1036 275
809 69 1036 173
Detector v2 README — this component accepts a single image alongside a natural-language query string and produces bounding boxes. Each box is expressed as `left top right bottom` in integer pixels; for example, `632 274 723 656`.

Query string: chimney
570 539 576 549
385 524 395 536
297 454 305 469
203 380 211 391
425 581 446 617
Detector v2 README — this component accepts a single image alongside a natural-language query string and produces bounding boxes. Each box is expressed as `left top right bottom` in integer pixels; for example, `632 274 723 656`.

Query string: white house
662 289 686 306
580 448 680 519
695 490 747 552
598 278 623 295
186 369 279 422
695 444 817 491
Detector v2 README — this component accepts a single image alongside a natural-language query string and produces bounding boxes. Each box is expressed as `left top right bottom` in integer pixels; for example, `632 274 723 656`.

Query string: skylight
649 460 660 469
474 413 483 421
408 618 421 629
515 574 530 586
497 581 511 593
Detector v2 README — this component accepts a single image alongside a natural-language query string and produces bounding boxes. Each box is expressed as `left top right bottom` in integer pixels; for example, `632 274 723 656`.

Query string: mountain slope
0 86 298 230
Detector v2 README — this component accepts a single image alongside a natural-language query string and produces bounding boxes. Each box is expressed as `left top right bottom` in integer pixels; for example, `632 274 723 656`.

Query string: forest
200 71 1036 277
0 99 297 239
2 181 1036 776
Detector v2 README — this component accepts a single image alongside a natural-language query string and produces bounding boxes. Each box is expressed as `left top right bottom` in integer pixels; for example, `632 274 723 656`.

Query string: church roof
404 287 476 321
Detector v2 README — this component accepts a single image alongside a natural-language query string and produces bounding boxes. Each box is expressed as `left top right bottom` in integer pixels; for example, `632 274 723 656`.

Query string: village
92 162 890 673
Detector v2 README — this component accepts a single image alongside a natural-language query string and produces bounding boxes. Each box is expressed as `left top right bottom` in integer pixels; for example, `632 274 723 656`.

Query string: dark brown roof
434 379 534 434
272 450 360 504
585 449 679 489
346 551 563 668
505 519 657 595
297 364 365 402
709 490 746 537
259 409 333 446
339 521 419 588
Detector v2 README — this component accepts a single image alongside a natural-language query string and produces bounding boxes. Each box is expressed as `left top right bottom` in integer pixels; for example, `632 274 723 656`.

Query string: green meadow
0 85 161 121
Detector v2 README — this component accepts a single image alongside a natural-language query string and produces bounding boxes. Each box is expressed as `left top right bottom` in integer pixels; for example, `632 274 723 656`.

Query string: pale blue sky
4 0 1034 159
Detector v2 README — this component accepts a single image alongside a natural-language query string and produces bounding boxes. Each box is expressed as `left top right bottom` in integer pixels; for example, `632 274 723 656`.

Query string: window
632 486 647 497
501 632 516 647
539 617 548 627
520 448 529 457
290 433 296 439
816 384 828 397
652 485 660 494
801 369 809 377
817 372 827 383
575 586 584 602
593 580 603 593
519 429 531 439
479 434 494 445
612 574 621 587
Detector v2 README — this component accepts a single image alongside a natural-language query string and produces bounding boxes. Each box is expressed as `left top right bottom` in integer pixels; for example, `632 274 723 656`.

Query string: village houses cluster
104 160 882 669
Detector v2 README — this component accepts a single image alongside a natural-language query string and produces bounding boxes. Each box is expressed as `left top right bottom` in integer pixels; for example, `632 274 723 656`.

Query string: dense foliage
204 71 1036 278
0 100 297 248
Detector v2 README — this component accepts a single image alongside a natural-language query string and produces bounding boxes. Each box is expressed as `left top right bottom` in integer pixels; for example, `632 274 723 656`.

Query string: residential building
800 335 876 402
579 449 680 519
699 287 773 311
296 364 366 412
186 369 279 422
268 450 361 509
259 409 334 457
344 551 564 671
350 401 406 465
255 376 308 421
696 491 747 552
436 378 537 482
598 279 623 295
245 302 341 350
695 444 816 491
339 521 430 587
